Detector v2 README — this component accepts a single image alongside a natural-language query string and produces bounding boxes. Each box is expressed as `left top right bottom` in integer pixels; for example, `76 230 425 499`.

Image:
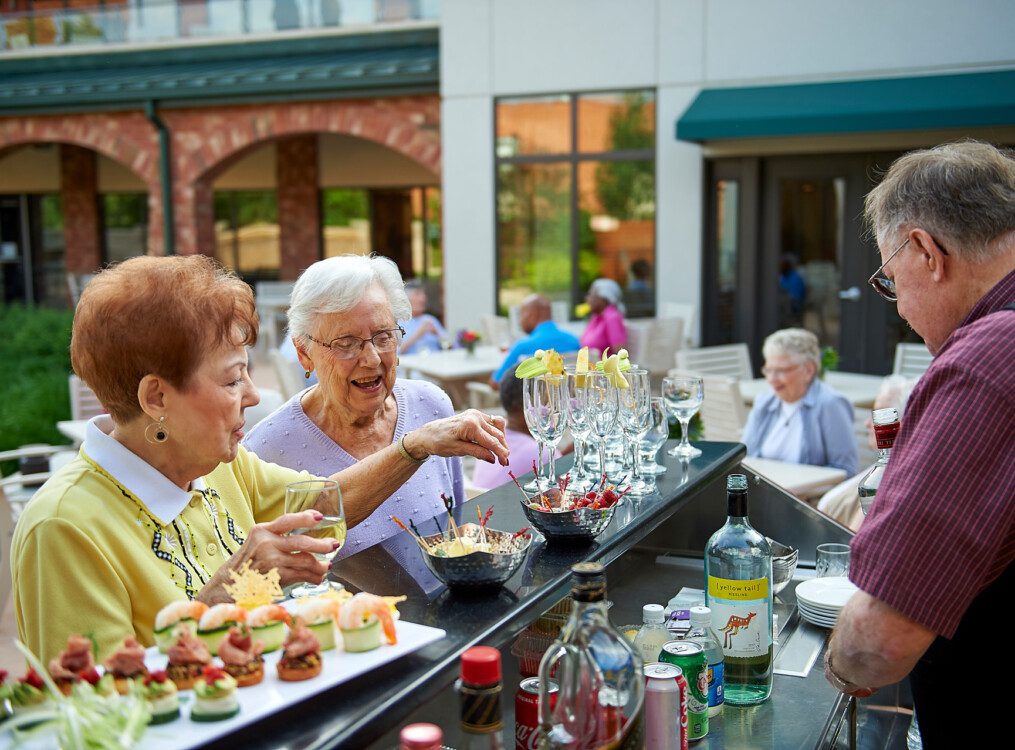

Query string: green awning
0 28 438 113
676 70 1015 142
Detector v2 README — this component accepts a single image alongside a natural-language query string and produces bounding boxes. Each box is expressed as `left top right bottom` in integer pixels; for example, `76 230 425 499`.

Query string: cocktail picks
391 515 430 552
441 493 463 546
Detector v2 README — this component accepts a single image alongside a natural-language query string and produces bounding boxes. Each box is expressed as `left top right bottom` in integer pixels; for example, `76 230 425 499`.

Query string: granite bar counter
202 442 910 749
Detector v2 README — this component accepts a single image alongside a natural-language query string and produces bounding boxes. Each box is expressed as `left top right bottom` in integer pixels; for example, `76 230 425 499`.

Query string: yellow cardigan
12 445 309 663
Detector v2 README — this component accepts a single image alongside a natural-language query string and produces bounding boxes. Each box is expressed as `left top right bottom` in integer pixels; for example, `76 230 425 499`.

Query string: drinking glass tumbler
815 543 851 578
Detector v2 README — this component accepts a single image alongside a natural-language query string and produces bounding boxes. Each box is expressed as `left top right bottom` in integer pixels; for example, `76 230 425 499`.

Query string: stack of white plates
795 576 859 628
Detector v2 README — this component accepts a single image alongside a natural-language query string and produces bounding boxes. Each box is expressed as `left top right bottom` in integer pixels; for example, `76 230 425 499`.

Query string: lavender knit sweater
241 379 465 559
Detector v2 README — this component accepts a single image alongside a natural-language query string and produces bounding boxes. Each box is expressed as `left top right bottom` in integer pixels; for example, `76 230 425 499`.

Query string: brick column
276 135 320 280
60 144 101 272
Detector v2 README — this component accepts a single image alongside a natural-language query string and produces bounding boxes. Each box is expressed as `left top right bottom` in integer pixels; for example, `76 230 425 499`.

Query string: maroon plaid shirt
850 268 1015 638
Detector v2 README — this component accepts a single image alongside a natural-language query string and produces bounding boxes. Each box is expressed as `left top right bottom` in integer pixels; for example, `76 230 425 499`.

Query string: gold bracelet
398 435 428 465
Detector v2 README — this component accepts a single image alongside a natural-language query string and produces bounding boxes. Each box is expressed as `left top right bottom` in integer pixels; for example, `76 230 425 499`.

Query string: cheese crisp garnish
223 562 283 609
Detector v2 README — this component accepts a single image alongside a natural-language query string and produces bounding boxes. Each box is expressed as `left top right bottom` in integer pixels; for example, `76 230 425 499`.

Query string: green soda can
660 640 708 740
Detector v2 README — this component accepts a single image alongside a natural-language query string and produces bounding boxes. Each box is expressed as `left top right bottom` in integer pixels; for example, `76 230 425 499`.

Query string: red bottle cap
461 646 501 686
400 723 443 750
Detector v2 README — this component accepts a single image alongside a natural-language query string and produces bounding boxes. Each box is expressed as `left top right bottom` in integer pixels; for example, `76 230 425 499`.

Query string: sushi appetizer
338 593 398 653
190 665 239 722
196 603 247 656
166 624 212 690
103 637 148 694
291 598 339 651
143 670 180 725
277 620 322 682
247 604 292 653
218 626 265 688
47 634 96 696
153 600 208 653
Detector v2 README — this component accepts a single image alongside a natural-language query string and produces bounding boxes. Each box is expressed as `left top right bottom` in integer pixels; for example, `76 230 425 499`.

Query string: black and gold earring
144 416 169 444
305 370 312 379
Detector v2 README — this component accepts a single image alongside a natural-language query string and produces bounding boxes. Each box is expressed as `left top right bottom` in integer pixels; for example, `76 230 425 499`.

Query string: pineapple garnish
515 349 565 379
574 346 590 386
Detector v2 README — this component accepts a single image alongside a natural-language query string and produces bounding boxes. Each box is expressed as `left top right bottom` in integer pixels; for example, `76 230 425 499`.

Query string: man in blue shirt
489 294 580 387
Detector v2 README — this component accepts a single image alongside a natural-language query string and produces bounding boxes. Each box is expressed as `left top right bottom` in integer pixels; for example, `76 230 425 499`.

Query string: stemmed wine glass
565 371 594 490
639 397 669 478
585 372 620 484
523 374 568 491
618 368 654 496
662 374 704 459
285 479 346 597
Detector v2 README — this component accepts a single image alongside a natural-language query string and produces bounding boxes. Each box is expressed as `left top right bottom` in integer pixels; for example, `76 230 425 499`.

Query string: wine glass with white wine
285 478 346 597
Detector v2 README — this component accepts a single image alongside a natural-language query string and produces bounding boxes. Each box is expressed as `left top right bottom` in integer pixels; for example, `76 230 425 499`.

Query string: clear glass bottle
704 474 773 705
538 562 645 749
858 407 900 516
633 604 672 665
686 605 725 717
458 646 505 750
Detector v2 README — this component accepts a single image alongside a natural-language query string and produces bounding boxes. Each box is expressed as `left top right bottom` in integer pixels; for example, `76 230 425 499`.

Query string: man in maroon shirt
824 141 1015 746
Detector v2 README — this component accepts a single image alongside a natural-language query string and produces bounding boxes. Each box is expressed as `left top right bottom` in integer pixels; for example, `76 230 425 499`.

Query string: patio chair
659 302 697 345
69 374 104 420
699 376 747 442
254 281 295 351
674 343 753 381
0 444 77 521
892 343 933 380
0 491 12 611
628 317 684 379
270 349 307 400
480 315 513 348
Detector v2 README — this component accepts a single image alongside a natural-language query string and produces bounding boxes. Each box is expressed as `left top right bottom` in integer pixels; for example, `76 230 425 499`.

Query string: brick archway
165 96 441 260
0 113 164 265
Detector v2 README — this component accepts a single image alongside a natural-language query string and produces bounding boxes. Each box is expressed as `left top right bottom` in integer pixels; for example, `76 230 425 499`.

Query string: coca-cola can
516 677 558 750
643 662 688 750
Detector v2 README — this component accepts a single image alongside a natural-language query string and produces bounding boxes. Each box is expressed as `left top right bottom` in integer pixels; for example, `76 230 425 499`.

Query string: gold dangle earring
305 370 312 379
144 416 169 444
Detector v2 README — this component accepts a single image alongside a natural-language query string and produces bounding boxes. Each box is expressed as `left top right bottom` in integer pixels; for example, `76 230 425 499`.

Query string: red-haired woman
11 255 508 663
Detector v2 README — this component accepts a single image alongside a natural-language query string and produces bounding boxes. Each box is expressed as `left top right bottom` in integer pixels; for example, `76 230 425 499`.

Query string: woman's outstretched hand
404 409 509 466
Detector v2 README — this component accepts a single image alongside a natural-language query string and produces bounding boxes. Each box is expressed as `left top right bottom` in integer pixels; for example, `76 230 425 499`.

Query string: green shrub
0 304 74 475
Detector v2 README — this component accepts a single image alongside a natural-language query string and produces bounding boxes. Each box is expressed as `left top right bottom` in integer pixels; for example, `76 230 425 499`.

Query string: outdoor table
739 370 886 409
742 455 848 499
399 345 505 407
56 419 89 446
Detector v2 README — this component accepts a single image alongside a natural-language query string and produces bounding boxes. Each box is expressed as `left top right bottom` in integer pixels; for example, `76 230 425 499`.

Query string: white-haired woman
817 375 915 531
580 278 628 356
742 328 858 474
243 255 504 557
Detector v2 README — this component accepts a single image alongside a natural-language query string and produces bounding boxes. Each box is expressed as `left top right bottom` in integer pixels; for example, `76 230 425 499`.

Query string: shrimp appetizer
247 604 292 654
154 600 208 653
196 603 247 656
291 597 340 651
338 593 397 653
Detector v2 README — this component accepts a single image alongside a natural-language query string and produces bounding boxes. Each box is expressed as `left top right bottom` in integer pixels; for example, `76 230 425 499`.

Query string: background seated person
488 294 580 389
580 278 627 357
245 255 477 558
11 255 508 663
399 280 448 354
817 375 915 531
473 365 562 491
742 328 858 475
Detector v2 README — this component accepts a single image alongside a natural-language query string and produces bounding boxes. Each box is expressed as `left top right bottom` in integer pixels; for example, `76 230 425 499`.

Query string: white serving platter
1 619 445 750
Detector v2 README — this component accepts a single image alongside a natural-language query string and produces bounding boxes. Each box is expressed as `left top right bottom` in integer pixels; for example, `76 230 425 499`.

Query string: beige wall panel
319 134 438 187
97 153 147 191
0 145 60 193
215 143 277 190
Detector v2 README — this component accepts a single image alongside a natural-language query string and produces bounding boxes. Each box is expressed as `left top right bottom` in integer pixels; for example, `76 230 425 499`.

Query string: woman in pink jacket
580 278 628 357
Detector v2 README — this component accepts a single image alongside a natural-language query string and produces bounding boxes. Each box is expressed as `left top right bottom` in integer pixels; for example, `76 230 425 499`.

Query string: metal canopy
676 69 1015 142
0 29 438 113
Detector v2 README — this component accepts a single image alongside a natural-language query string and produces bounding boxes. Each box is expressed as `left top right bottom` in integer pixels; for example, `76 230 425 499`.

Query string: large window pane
496 95 571 157
214 191 279 281
101 193 147 264
578 159 655 316
715 180 739 343
497 162 572 313
35 194 66 307
322 188 371 258
577 91 655 153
